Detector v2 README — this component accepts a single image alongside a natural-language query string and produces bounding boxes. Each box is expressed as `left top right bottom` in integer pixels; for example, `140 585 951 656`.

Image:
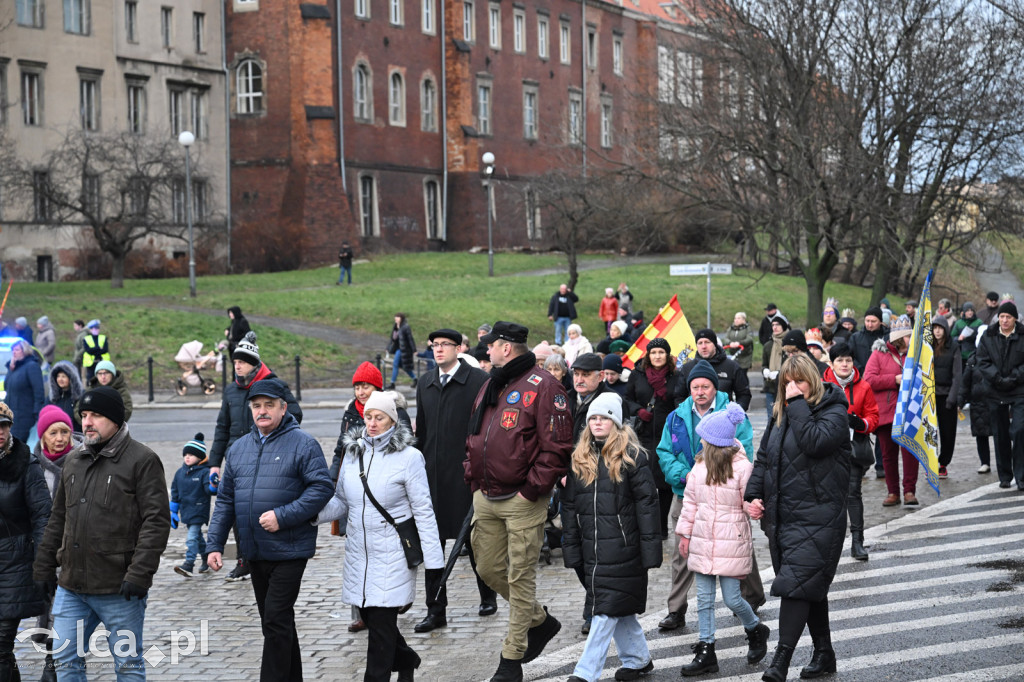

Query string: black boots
745 622 771 664
0 653 20 682
762 644 795 682
680 641 719 676
800 644 837 678
489 655 523 682
850 531 868 561
40 638 57 682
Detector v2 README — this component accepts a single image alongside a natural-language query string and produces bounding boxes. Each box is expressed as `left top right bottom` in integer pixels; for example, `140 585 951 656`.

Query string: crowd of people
1 281 1020 682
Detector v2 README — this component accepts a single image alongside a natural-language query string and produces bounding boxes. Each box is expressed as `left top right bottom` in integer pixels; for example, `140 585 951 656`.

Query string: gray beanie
586 392 623 428
364 391 399 424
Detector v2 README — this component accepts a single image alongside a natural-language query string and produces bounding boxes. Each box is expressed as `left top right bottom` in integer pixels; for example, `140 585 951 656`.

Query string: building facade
0 0 228 281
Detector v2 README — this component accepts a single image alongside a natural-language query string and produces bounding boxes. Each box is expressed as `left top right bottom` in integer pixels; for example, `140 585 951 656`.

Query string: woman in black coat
745 354 851 682
624 337 681 537
224 306 251 355
931 316 961 477
0 403 52 681
958 351 993 473
387 313 417 389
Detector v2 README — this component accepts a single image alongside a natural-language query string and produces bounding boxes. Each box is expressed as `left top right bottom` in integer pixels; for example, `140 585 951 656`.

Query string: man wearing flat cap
34 386 171 680
414 329 496 632
464 321 573 682
569 352 629 442
207 378 333 681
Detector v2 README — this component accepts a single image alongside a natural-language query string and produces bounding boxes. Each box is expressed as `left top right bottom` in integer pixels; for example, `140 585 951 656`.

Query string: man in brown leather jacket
464 321 573 682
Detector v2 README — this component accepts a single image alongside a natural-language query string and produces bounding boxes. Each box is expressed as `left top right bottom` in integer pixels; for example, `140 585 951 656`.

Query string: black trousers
0 618 17 659
424 539 496 616
249 558 307 682
847 463 866 534
360 606 421 682
936 399 958 467
778 597 832 649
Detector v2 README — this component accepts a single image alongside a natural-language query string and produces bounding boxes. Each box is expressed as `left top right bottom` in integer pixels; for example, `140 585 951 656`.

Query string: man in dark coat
206 379 333 682
208 332 302 581
547 284 579 345
758 303 779 346
569 353 629 441
337 241 354 285
414 329 496 633
975 302 1024 489
676 329 752 409
848 306 887 375
34 387 170 681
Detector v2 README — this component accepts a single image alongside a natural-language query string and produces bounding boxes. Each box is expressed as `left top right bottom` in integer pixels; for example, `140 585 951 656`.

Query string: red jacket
464 366 573 501
863 341 905 426
823 366 879 433
599 296 619 323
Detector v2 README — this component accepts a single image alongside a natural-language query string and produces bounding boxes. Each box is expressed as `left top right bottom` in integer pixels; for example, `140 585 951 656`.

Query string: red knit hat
38 404 73 438
352 361 383 390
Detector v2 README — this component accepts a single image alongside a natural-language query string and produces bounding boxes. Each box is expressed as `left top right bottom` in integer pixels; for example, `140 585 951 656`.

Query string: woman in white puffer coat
316 392 443 682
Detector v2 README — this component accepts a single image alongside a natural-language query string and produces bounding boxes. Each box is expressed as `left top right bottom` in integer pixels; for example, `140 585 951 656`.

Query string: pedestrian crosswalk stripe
913 662 1024 681
839 531 1024 565
876 516 1020 542
831 549 1018 583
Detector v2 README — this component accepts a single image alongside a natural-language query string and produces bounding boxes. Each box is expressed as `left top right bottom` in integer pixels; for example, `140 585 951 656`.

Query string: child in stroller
175 340 223 395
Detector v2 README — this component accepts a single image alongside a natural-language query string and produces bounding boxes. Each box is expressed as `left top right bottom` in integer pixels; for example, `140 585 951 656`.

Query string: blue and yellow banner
893 270 941 494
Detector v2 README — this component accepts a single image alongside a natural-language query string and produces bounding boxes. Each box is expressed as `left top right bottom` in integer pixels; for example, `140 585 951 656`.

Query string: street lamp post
482 151 495 277
177 131 197 298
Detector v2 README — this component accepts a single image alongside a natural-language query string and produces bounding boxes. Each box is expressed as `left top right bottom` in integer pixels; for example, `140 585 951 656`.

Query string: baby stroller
174 340 222 396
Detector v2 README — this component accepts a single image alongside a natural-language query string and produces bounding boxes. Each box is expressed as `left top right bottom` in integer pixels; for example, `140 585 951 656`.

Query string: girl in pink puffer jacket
675 403 771 677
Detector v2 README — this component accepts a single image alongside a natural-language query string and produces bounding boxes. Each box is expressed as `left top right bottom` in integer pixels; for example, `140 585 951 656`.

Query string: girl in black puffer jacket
561 392 662 682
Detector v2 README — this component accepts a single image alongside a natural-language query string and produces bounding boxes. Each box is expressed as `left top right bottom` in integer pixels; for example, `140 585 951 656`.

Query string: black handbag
357 450 424 569
851 432 874 468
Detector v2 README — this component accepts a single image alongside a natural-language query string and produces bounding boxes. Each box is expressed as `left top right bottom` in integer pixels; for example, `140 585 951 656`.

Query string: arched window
236 59 263 114
353 63 371 122
421 78 437 132
389 71 405 126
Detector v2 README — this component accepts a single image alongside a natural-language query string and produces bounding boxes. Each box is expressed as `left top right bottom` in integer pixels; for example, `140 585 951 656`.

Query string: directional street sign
669 263 733 276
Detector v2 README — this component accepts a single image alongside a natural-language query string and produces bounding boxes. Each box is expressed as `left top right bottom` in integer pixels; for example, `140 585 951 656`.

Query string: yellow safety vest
82 334 111 367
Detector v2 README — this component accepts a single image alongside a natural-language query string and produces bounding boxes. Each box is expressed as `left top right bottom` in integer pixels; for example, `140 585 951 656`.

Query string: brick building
226 0 702 269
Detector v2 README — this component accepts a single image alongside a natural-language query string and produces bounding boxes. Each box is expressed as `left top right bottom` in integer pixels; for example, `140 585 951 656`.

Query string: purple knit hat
695 402 747 447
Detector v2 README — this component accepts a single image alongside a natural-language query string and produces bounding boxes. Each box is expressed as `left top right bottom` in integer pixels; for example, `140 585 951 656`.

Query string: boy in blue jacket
170 433 217 577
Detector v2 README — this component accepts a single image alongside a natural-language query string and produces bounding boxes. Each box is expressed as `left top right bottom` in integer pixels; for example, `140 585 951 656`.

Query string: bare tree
656 0 1024 323
15 129 205 288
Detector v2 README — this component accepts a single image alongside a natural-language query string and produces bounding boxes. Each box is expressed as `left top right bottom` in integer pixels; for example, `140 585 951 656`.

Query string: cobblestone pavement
12 403 999 681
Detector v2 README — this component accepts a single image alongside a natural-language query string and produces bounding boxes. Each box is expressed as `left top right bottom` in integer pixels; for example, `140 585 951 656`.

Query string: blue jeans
186 523 207 565
52 587 148 681
695 573 759 643
390 349 416 384
554 317 572 345
572 613 651 682
338 265 352 284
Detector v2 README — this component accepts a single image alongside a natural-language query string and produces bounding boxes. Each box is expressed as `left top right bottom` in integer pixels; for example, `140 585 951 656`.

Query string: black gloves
120 581 148 601
995 376 1015 391
34 578 57 599
848 412 866 432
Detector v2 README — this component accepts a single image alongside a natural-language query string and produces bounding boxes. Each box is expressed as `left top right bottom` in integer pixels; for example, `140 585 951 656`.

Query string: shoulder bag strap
358 449 398 527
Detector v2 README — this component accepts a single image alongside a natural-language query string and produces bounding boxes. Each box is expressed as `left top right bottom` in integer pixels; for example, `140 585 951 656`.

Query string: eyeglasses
430 342 458 350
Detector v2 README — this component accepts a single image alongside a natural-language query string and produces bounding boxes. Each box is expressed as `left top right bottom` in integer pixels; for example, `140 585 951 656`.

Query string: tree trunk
110 254 126 289
871 250 897 307
805 276 826 329
566 227 579 291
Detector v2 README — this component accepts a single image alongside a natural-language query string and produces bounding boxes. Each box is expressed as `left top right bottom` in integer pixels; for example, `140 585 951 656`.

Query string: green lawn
5 251 927 390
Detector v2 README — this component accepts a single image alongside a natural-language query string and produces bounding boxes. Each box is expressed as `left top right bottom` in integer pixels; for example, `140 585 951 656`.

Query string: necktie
440 374 449 387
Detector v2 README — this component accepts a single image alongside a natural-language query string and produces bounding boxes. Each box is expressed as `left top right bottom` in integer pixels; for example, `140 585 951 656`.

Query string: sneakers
522 608 561 663
198 562 210 574
938 466 948 479
173 562 194 578
978 464 991 474
226 559 250 582
614 660 654 680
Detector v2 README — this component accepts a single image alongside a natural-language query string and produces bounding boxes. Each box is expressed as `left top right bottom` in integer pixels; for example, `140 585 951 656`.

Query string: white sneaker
978 464 991 474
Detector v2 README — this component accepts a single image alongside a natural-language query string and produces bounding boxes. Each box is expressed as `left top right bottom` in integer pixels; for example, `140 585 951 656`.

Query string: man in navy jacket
207 378 333 682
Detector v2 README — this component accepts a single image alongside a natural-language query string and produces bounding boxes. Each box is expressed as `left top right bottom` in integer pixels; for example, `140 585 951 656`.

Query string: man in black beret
758 303 779 346
850 307 887 376
34 386 171 680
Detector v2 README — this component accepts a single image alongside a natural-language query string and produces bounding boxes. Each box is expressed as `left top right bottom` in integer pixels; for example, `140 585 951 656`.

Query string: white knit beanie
364 391 399 424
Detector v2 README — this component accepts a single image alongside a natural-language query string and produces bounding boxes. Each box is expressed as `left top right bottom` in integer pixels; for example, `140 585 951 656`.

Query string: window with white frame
389 71 406 126
600 96 612 148
525 187 541 239
560 22 570 64
354 63 371 122
355 0 369 19
463 1 475 42
21 70 42 126
64 0 90 35
236 59 264 114
83 173 101 218
160 7 173 47
17 0 43 28
657 45 672 103
523 83 538 139
424 180 440 239
192 179 207 222
125 175 147 216
613 35 623 76
586 26 597 70
359 175 379 237
488 3 500 49
191 90 208 139
421 78 437 132
422 0 435 34
79 75 99 131
390 0 403 26
169 87 185 136
171 178 186 224
33 171 50 222
125 1 138 42
513 10 525 53
568 90 582 145
477 80 491 135
0 62 7 128
676 50 702 108
127 80 146 133
538 15 549 59
193 12 205 53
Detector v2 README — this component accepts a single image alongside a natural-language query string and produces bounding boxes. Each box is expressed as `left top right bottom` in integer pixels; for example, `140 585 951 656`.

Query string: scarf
769 330 786 371
469 352 537 434
354 399 366 420
44 442 73 462
361 424 396 452
645 365 670 401
833 371 855 390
